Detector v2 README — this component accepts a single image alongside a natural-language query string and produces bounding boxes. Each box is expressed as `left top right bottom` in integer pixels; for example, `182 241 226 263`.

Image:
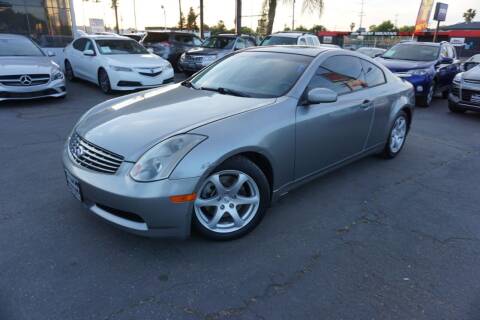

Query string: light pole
161 5 166 30
199 0 204 38
133 0 137 30
292 0 295 30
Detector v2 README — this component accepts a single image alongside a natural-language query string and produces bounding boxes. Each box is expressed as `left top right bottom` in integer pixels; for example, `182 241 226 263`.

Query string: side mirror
374 52 383 58
83 49 95 56
146 48 154 54
47 50 56 57
307 88 338 104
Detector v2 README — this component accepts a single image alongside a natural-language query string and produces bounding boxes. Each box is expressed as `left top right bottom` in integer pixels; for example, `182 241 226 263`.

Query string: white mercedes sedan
64 35 174 93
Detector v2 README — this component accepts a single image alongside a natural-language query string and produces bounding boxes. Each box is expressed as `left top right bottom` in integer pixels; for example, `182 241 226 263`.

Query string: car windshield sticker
101 46 112 53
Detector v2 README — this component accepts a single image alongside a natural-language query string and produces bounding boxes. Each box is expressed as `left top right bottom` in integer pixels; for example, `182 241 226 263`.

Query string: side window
72 38 86 51
84 40 95 53
175 35 196 45
360 59 386 87
307 55 366 95
235 37 246 49
298 37 307 45
306 37 314 46
244 38 256 47
440 45 448 58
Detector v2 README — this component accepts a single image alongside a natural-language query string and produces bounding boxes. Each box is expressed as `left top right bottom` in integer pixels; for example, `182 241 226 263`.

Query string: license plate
65 169 82 201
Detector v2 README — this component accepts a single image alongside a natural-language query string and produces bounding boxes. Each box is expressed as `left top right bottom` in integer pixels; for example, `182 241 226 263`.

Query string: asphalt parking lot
1 77 480 320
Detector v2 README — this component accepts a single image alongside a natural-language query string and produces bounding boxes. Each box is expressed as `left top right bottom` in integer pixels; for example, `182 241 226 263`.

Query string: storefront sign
450 37 465 46
89 18 105 33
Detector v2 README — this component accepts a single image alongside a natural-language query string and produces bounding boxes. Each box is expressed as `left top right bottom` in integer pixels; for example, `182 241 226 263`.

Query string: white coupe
64 35 174 93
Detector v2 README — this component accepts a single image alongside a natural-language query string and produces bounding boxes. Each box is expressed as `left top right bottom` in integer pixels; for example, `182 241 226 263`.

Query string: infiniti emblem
19 75 32 86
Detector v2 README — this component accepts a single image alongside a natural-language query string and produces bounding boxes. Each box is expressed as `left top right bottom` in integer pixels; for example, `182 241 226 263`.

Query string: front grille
0 74 50 86
461 89 480 102
0 89 57 98
139 71 163 77
464 79 480 85
185 55 204 63
69 133 124 174
117 80 142 87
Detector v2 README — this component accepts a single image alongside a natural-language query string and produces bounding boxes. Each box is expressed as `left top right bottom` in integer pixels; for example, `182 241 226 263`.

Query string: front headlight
52 70 64 80
411 69 429 76
164 62 173 70
110 65 133 72
130 134 207 182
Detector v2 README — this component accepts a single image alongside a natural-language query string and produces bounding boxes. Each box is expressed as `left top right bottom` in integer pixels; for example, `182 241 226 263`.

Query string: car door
436 44 454 89
77 39 99 82
295 55 374 179
69 38 87 79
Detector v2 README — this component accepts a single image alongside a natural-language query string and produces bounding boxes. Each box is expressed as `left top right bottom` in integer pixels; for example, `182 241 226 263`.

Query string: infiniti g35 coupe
0 34 66 101
63 46 414 240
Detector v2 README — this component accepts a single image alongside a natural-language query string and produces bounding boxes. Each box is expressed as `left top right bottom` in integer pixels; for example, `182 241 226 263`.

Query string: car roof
0 33 30 40
81 34 132 41
271 32 316 38
398 41 442 47
247 45 335 57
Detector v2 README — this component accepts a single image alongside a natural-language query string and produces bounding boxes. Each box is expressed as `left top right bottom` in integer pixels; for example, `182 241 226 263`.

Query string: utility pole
199 0 204 38
112 0 120 34
359 0 365 31
235 0 241 35
292 0 295 30
178 0 183 30
161 5 166 30
133 0 137 30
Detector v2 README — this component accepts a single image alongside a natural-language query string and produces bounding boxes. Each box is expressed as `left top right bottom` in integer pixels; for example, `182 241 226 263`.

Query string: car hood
0 56 59 75
75 84 276 161
375 57 435 72
463 65 480 81
186 47 230 56
104 54 170 67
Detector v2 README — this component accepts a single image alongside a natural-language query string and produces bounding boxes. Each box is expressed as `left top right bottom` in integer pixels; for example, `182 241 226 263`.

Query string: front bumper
395 74 432 97
109 68 175 91
0 78 66 101
62 147 200 238
448 92 480 111
179 60 214 72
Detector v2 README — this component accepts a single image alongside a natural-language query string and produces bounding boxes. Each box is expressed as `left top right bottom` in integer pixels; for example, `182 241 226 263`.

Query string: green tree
210 20 227 35
295 25 309 32
310 24 327 33
111 0 119 33
370 20 397 32
398 25 414 32
177 0 185 30
463 9 476 23
186 6 198 31
263 0 324 35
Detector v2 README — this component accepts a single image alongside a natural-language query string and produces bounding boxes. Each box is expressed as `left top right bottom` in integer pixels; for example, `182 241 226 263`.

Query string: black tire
448 100 466 114
98 68 112 94
416 80 436 107
381 110 409 159
64 60 76 81
192 156 271 240
176 57 184 72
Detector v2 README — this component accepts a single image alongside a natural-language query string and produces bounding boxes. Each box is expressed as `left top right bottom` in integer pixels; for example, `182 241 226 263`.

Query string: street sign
433 3 448 22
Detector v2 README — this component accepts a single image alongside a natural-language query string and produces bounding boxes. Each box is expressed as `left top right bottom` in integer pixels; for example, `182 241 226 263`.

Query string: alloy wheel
427 82 435 105
390 116 407 153
194 170 260 234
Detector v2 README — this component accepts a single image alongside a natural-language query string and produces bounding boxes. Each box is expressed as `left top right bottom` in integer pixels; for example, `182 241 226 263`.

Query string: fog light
417 86 424 92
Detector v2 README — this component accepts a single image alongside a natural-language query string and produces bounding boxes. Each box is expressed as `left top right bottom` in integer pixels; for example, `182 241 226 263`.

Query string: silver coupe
63 46 414 240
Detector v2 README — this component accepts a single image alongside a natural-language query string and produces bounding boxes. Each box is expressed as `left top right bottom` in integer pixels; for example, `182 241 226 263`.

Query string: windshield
190 51 312 98
96 39 148 55
202 37 236 49
260 36 297 46
468 54 480 63
382 44 439 61
0 37 44 57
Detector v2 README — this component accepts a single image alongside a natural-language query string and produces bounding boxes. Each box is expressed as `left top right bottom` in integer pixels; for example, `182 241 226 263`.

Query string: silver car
0 34 66 101
63 46 414 240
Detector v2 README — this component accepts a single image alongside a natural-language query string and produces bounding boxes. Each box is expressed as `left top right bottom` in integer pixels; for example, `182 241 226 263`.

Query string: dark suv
179 34 256 75
376 41 460 107
139 31 203 69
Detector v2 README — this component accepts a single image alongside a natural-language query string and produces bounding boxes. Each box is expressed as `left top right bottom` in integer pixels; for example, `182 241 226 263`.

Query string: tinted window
84 40 95 52
73 38 86 51
299 38 307 45
0 36 44 56
96 39 148 54
306 37 314 46
260 36 297 46
382 43 440 62
174 34 200 45
235 37 245 49
191 51 312 98
308 55 366 95
360 59 386 87
143 32 169 43
202 36 236 49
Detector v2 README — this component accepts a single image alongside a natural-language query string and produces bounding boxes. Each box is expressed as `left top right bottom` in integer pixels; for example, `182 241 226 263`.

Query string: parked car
448 65 480 113
64 35 174 94
376 41 460 107
0 33 66 101
139 31 203 69
357 47 386 58
63 46 414 240
461 54 480 71
122 33 145 42
179 34 256 75
260 32 320 46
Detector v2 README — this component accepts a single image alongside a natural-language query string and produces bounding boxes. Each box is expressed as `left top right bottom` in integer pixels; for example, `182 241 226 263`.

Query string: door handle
360 99 372 109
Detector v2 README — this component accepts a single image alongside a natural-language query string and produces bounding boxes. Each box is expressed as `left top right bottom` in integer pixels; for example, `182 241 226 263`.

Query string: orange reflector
169 193 197 203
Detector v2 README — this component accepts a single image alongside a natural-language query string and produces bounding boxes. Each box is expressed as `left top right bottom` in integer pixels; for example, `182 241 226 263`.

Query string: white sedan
64 35 174 93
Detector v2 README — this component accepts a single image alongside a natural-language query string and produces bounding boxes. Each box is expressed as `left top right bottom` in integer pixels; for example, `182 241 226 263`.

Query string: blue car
376 41 460 107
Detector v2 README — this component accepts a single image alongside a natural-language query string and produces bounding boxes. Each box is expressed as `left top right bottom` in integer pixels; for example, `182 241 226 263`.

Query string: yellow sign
414 0 434 33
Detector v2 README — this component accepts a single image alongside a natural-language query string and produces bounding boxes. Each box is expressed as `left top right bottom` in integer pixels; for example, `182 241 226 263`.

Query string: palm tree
263 0 324 35
111 0 119 33
463 9 476 23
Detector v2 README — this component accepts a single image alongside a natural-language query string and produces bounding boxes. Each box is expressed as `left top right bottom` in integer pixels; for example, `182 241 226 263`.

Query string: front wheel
382 111 409 159
193 157 270 240
416 81 435 107
64 60 75 81
98 68 112 94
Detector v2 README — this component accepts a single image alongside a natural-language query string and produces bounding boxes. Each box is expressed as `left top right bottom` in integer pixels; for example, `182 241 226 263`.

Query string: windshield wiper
200 86 251 97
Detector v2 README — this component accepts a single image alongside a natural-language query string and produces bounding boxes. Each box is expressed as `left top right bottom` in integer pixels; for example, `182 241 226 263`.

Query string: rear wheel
64 60 75 81
193 157 270 240
382 111 409 159
98 68 112 94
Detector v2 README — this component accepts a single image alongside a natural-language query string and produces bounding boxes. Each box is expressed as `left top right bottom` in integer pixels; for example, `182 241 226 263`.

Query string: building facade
0 0 75 47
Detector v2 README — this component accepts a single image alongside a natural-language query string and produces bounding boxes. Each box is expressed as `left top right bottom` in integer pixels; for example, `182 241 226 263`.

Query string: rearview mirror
83 49 95 56
307 88 338 104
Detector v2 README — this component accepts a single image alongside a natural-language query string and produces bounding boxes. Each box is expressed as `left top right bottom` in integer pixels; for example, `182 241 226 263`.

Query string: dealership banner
414 0 435 33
